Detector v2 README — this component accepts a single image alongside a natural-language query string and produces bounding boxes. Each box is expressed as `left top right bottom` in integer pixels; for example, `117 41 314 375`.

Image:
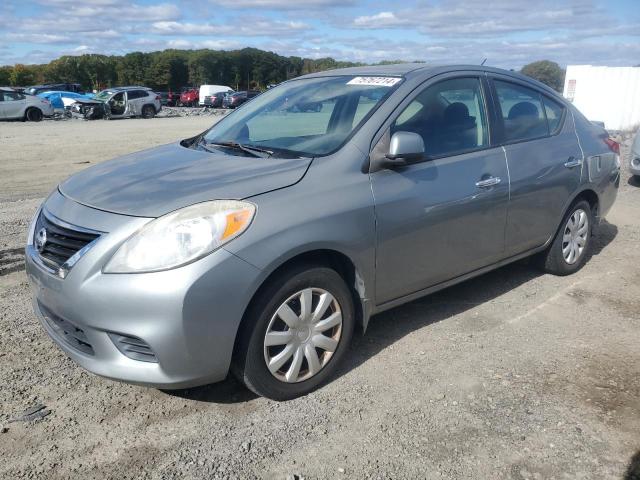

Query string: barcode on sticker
347 77 401 87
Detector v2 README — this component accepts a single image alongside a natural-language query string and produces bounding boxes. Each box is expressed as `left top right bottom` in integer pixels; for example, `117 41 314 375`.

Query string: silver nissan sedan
26 64 620 400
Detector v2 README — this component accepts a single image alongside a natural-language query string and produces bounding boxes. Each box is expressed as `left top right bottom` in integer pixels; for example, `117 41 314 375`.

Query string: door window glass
127 90 146 100
3 91 25 101
542 96 565 134
494 80 548 142
392 77 489 157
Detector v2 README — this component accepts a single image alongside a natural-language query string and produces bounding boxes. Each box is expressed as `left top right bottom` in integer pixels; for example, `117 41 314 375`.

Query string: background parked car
222 90 261 108
80 86 161 119
37 91 93 112
0 87 54 121
199 85 233 106
203 90 234 108
25 83 83 96
179 88 199 107
157 91 178 107
631 130 640 180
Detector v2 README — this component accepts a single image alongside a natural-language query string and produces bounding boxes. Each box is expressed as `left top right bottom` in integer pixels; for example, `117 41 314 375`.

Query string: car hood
59 142 312 218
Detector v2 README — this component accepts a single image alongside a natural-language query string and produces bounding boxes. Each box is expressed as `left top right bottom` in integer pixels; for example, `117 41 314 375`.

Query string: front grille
108 333 158 363
34 212 100 270
39 302 94 356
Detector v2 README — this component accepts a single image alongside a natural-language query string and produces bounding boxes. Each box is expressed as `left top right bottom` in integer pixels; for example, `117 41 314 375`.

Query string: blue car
37 91 93 110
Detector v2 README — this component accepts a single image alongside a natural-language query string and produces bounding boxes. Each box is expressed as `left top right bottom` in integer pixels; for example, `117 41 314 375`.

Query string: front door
108 92 126 116
370 75 509 304
1 91 27 119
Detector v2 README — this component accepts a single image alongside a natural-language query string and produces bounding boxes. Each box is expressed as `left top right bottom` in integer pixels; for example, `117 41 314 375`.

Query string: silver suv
26 64 620 400
92 86 161 118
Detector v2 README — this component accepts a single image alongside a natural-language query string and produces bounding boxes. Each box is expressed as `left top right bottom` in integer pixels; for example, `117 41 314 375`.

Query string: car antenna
480 58 487 66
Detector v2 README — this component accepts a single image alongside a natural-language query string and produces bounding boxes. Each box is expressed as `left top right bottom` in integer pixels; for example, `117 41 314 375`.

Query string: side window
494 80 548 142
392 77 489 157
542 96 565 134
3 92 24 101
128 90 146 100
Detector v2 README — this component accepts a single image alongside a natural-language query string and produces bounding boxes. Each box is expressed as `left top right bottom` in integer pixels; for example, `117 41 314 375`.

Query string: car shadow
624 450 640 480
166 220 617 404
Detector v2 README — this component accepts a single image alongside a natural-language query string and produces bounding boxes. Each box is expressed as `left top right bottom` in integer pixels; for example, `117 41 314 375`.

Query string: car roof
0 86 15 92
296 63 561 98
110 86 152 91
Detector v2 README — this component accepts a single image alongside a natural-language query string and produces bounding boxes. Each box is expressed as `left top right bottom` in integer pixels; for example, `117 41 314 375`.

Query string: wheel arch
24 106 43 121
564 187 600 223
141 103 157 115
232 248 370 357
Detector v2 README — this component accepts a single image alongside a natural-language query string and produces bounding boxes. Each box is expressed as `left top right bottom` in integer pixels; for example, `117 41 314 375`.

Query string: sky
1 0 639 68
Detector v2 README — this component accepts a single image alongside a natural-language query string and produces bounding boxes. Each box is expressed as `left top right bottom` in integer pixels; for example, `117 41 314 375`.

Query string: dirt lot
0 117 638 480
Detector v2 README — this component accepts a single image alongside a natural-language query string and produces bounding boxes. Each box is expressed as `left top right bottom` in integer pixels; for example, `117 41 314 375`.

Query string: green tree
9 64 38 86
520 60 565 92
0 66 11 86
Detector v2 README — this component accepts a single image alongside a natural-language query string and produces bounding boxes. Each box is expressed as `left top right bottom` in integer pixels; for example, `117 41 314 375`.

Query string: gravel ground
0 118 638 480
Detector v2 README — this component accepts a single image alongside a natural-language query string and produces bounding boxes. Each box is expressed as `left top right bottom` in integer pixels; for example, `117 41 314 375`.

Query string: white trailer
563 65 640 131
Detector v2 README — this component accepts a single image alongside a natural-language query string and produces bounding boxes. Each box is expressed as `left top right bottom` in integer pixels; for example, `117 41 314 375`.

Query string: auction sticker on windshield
347 77 402 87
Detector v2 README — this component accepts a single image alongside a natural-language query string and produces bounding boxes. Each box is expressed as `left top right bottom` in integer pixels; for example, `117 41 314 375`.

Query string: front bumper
26 191 262 389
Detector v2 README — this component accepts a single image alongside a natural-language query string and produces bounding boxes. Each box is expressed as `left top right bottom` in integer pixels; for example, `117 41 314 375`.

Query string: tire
233 265 355 400
141 105 155 119
535 199 593 276
25 108 43 122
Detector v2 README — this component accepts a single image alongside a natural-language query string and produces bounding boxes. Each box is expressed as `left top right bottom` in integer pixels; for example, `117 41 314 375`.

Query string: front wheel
536 199 593 275
233 265 355 400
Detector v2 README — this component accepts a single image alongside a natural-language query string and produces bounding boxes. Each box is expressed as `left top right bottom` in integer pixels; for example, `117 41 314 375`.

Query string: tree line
0 48 363 92
0 47 567 93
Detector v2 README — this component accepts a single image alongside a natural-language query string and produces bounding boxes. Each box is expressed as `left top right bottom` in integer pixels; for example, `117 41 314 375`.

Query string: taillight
604 137 620 155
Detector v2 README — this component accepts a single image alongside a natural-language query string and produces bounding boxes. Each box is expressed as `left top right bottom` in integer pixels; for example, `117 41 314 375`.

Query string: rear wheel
141 105 155 119
536 199 593 275
233 265 354 400
25 108 43 122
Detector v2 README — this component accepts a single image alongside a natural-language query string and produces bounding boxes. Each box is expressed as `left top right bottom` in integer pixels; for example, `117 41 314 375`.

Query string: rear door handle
564 157 582 168
475 176 501 188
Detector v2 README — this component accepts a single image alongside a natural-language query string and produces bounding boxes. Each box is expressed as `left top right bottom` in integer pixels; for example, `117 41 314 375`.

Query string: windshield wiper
201 139 273 158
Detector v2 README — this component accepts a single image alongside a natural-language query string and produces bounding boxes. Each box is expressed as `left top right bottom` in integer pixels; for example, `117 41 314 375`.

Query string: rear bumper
26 193 263 389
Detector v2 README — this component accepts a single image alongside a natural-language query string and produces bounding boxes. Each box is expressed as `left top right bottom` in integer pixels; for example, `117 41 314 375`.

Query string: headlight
104 200 255 273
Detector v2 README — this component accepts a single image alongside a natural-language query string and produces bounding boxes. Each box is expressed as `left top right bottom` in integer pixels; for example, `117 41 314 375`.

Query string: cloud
2 0 640 69
211 0 355 8
150 19 308 36
348 0 638 38
6 33 72 44
353 12 408 28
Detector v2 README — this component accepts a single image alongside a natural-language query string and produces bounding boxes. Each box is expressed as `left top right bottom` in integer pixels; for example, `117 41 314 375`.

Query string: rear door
125 90 146 115
487 75 582 255
370 74 510 304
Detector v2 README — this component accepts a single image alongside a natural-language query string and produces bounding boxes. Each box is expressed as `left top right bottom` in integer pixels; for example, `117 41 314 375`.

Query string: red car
179 88 199 107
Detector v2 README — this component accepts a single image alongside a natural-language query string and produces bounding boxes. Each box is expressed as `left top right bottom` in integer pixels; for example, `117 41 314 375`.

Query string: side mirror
384 131 426 168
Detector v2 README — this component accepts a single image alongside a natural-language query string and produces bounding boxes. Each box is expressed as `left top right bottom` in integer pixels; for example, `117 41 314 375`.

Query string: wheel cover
562 208 589 265
263 287 343 383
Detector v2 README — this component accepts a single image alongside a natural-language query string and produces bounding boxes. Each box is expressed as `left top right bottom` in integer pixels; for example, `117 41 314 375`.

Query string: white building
563 65 640 131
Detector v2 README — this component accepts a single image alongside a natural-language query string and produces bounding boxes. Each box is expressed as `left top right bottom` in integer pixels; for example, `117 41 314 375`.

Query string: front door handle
475 176 501 188
564 157 582 168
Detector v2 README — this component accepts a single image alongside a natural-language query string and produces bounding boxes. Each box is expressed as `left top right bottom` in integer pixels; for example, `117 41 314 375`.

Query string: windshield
94 90 114 101
201 75 402 157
